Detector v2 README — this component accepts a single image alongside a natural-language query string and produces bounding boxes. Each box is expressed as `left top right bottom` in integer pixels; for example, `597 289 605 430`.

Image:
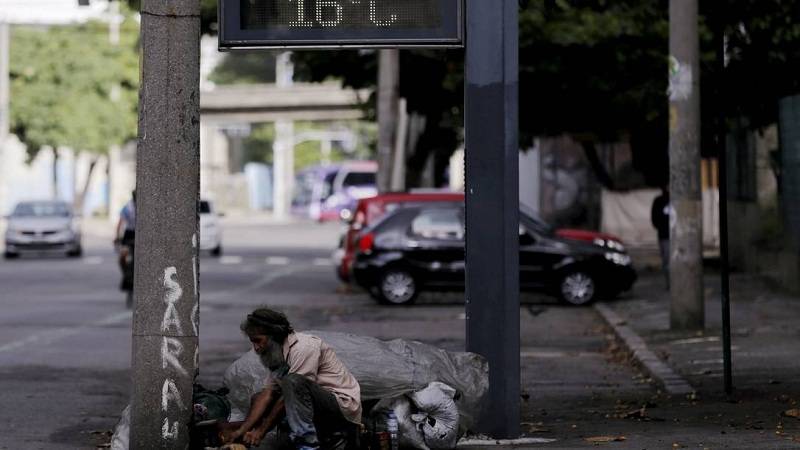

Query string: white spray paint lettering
159 265 188 440
162 378 186 411
192 234 198 298
162 267 184 334
162 417 179 440
161 337 188 377
191 303 199 337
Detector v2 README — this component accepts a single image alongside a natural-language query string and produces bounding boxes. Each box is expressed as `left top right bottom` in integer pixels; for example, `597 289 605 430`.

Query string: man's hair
241 307 293 343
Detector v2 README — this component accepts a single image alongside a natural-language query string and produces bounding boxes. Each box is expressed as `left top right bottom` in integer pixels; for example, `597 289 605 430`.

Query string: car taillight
358 233 375 254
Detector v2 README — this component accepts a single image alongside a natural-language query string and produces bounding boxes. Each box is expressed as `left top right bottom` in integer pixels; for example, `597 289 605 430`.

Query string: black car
351 204 636 306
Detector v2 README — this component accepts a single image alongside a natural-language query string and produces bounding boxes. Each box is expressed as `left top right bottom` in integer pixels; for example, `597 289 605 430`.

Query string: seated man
223 308 361 450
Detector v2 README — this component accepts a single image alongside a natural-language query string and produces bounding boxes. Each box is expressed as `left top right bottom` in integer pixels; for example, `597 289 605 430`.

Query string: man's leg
279 373 349 448
659 238 670 290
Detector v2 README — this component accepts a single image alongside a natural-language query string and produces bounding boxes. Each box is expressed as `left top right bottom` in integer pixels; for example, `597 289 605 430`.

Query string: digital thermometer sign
219 0 463 49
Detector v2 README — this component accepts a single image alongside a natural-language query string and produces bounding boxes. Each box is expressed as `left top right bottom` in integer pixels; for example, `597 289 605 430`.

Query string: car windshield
12 202 71 218
519 205 555 236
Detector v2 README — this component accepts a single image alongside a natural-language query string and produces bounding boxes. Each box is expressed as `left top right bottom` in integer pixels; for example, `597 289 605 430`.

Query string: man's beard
259 339 286 371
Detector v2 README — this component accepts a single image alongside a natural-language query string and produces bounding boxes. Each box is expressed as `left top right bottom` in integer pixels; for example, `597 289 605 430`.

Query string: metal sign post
218 0 520 438
464 0 520 438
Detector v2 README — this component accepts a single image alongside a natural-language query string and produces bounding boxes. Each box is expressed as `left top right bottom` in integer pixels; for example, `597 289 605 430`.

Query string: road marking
670 336 720 345
0 310 132 354
313 258 333 266
266 256 289 265
220 256 242 265
83 256 103 265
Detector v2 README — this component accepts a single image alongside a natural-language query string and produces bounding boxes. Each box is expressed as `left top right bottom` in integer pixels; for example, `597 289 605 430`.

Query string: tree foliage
204 0 800 186
9 15 139 158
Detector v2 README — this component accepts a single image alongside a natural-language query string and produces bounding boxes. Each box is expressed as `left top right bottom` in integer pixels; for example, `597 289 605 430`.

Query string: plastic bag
110 404 130 450
409 382 459 449
308 331 488 430
372 396 430 450
221 332 488 430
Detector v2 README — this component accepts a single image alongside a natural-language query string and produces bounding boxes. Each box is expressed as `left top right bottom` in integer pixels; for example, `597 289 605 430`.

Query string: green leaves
9 13 139 158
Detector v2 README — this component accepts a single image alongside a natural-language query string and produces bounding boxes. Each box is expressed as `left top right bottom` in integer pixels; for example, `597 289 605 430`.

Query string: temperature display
243 0 442 30
219 0 462 49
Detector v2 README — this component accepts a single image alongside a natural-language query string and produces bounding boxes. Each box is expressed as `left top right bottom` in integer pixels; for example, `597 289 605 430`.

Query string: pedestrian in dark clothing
651 186 671 289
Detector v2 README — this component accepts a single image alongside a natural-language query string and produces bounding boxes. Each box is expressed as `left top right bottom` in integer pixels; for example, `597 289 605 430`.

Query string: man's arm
225 386 277 443
243 397 286 446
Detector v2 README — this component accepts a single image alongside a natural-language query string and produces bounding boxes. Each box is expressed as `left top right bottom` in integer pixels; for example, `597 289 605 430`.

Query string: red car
334 193 626 282
335 192 465 281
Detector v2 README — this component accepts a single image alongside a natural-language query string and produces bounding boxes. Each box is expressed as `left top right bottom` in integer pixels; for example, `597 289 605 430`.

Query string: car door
403 207 465 287
518 227 570 289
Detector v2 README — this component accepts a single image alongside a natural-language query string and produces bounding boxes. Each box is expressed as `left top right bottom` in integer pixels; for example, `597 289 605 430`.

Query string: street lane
0 217 650 449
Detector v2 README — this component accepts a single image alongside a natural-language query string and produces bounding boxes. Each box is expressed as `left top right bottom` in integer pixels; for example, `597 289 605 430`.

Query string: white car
4 200 82 258
199 200 222 256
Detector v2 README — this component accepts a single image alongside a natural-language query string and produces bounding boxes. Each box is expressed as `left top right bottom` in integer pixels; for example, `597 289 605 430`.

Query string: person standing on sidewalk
651 184 671 289
222 308 361 450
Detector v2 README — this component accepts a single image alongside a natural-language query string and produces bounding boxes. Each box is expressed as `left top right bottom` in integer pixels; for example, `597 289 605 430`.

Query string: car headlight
604 252 631 266
594 238 626 252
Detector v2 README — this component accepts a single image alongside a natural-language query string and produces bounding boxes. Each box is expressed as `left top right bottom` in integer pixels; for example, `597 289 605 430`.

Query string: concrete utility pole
130 0 201 447
668 0 704 329
465 0 520 438
0 22 9 214
377 49 399 193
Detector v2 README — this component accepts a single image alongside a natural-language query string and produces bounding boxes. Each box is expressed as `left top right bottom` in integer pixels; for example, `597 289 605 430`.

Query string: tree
205 1 800 190
10 14 139 207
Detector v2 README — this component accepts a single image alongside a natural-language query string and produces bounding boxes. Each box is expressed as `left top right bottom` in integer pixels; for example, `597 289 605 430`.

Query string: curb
594 303 695 396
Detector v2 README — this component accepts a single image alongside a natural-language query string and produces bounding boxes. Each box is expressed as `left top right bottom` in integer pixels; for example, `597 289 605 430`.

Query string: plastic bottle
386 411 399 450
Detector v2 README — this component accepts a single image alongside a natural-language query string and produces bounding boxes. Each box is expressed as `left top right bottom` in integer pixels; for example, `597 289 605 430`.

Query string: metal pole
715 8 733 395
130 0 201 447
465 0 520 438
669 0 704 330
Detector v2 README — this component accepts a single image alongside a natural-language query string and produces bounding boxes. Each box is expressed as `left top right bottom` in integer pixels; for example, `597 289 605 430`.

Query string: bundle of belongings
111 331 489 450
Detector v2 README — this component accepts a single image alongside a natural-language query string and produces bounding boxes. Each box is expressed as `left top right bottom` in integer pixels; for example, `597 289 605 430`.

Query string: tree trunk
52 147 59 200
580 140 615 190
74 155 98 216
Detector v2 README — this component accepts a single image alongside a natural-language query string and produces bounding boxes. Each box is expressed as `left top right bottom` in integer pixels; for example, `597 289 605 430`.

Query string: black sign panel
219 0 463 49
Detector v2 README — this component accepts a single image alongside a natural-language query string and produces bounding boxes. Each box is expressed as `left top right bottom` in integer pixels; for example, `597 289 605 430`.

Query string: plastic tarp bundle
373 382 460 450
224 331 488 430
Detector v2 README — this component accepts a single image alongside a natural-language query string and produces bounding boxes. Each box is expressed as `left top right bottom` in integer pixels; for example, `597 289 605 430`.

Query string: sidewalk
588 271 800 449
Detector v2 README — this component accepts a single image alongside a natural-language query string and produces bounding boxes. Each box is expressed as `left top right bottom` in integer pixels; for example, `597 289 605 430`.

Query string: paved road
0 217 653 449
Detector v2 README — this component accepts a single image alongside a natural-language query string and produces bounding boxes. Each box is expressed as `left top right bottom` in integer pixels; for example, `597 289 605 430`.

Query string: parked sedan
199 199 223 256
351 204 636 306
4 200 82 258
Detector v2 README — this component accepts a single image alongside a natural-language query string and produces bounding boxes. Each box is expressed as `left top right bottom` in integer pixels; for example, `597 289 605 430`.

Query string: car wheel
211 245 222 257
67 246 83 258
559 271 596 306
378 270 418 305
3 251 19 259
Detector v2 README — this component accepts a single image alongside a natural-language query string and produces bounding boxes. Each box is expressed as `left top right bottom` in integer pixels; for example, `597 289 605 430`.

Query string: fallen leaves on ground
784 409 800 419
585 435 626 444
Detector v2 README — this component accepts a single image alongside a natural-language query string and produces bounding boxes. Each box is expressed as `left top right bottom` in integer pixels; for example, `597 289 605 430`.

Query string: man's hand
218 425 243 444
243 428 266 446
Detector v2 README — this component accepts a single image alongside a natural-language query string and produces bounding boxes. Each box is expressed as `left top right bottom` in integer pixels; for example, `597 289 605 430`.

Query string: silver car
4 200 83 258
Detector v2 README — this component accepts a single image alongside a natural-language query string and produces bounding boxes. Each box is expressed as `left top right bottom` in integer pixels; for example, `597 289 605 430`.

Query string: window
410 208 464 240
342 171 376 188
13 202 70 217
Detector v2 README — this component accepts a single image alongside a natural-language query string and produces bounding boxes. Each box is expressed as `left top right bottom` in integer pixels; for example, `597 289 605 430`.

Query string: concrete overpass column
273 120 294 220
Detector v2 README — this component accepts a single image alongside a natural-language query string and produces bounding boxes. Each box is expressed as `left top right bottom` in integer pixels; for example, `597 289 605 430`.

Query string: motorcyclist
114 190 136 305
